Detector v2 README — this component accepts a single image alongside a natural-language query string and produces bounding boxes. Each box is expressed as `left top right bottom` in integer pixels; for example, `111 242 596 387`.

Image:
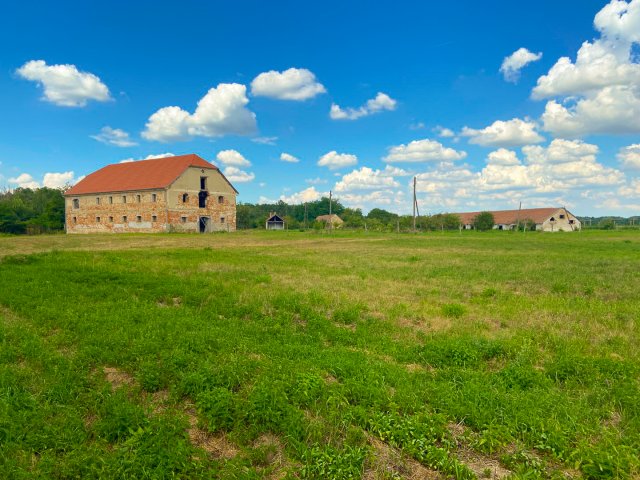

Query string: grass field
0 230 639 479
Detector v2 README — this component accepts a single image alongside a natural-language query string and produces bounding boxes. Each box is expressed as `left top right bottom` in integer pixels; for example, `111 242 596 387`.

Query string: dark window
181 216 187 223
136 194 141 203
72 198 79 209
152 193 157 202
569 219 575 224
109 196 113 204
550 217 555 221
136 215 142 222
122 196 127 203
96 216 101 223
96 197 101 205
218 195 224 204
72 216 77 224
220 217 225 223
182 193 189 203
108 216 113 222
198 191 208 208
559 214 565 219
200 177 207 190
152 215 157 222
123 215 127 222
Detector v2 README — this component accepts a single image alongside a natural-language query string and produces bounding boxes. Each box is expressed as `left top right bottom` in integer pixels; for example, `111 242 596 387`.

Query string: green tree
473 211 495 231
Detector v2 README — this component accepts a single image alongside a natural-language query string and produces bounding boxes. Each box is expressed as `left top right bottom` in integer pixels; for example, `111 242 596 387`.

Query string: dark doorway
198 191 208 208
199 217 209 233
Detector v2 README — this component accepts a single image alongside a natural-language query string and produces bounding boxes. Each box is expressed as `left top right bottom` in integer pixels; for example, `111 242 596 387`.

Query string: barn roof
65 154 237 195
267 214 284 222
456 207 561 225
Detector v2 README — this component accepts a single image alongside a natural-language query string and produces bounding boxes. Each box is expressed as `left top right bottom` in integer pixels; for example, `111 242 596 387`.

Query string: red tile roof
65 154 233 195
456 207 561 225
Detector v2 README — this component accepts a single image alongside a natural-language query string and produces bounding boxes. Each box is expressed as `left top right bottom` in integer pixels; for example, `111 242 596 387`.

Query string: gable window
200 177 207 190
136 215 142 222
136 194 141 203
122 195 127 203
96 216 101 223
182 193 189 203
151 193 157 203
559 214 565 219
109 196 113 204
96 197 101 205
72 198 79 209
569 219 575 224
218 195 224 204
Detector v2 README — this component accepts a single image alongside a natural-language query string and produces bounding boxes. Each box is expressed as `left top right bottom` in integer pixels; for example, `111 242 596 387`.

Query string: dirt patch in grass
184 408 238 459
103 366 135 389
457 447 512 479
364 435 442 480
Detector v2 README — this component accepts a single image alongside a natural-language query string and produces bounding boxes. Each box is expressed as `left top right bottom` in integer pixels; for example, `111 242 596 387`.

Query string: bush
473 212 495 231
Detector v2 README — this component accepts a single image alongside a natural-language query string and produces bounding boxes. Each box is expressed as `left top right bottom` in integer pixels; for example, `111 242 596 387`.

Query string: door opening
199 216 210 233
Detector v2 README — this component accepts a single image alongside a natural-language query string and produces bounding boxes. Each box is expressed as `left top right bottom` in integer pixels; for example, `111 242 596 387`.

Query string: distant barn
266 213 285 230
457 207 581 232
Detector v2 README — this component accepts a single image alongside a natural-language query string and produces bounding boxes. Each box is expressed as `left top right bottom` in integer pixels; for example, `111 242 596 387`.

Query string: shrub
473 212 495 231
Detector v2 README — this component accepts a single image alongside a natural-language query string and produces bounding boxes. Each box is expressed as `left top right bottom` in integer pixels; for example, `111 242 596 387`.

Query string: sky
1 0 639 216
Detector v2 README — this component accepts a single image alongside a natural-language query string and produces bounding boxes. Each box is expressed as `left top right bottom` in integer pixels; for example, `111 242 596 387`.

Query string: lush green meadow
0 230 638 479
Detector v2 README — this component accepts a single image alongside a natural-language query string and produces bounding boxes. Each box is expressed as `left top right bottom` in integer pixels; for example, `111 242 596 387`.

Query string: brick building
64 154 238 233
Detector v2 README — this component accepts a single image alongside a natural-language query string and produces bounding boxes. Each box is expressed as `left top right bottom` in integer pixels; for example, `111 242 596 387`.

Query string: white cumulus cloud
16 59 111 107
383 139 467 163
500 48 543 82
91 126 137 147
533 0 640 136
223 166 255 183
317 151 358 170
8 173 40 189
461 118 544 147
617 144 640 169
216 149 251 167
279 186 325 204
120 153 174 163
334 166 401 192
251 68 326 100
280 152 300 163
43 171 77 188
330 92 397 120
142 83 256 142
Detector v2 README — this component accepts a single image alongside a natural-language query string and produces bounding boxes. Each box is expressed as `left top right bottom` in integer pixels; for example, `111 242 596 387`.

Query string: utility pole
329 190 333 233
304 202 308 230
516 201 522 232
412 177 417 233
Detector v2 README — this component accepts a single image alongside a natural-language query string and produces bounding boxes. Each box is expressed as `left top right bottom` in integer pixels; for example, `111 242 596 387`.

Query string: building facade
64 154 238 233
457 207 581 232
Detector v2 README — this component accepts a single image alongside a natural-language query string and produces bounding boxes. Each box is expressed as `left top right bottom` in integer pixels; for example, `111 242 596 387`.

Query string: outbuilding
266 213 285 230
456 207 581 232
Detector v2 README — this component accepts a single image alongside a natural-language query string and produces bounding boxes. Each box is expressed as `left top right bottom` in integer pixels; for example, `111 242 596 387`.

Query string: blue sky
1 0 639 215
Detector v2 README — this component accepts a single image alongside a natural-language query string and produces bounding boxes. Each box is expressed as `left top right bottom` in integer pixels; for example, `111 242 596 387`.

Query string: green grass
0 230 639 479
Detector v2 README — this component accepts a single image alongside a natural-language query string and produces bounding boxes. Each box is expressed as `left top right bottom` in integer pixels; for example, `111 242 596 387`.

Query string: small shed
316 214 344 228
266 213 285 230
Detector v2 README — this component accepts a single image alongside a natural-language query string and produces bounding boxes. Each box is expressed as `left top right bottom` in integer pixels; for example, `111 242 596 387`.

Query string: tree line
0 187 65 234
2 187 637 234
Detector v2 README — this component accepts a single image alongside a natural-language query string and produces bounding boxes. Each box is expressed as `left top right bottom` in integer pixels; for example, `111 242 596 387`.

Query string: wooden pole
516 201 522 232
412 177 417 233
329 190 333 233
304 202 308 230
